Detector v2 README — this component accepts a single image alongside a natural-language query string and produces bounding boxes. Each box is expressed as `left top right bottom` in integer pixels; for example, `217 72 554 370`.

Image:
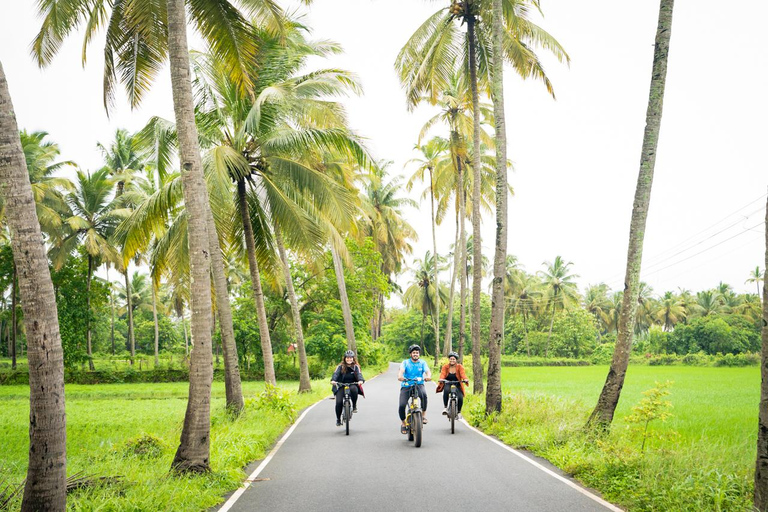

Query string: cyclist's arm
398 363 405 382
330 364 341 384
424 363 432 381
356 365 365 384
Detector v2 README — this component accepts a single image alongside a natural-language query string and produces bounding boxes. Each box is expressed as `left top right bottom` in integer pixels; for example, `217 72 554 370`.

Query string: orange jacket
435 363 468 395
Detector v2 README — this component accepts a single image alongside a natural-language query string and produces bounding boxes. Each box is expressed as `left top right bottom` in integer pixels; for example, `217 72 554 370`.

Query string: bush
247 385 296 419
123 434 165 459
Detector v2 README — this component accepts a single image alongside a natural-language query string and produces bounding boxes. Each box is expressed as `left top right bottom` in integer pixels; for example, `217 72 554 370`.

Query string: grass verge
463 365 756 511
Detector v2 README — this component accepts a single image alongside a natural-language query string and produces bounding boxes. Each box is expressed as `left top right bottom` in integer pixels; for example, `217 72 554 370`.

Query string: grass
0 379 330 511
464 365 758 511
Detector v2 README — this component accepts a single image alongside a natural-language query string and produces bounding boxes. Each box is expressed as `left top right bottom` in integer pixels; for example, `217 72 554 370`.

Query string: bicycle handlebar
438 379 469 384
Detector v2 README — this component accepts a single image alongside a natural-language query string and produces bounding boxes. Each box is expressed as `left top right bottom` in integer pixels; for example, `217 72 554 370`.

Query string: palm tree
33 0 285 473
404 251 447 349
50 168 123 370
538 256 580 357
584 284 612 336
0 61 67 512
407 137 450 362
654 291 685 331
754 196 768 509
360 163 418 336
747 266 764 298
588 0 675 430
507 268 542 356
696 289 725 317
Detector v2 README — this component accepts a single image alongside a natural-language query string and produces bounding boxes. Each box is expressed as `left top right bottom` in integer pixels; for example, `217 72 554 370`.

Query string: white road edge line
218 399 323 512
461 419 624 512
218 369 385 512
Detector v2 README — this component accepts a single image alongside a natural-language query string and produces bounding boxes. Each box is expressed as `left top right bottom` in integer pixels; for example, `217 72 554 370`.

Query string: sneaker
353 407 358 414
457 413 463 420
336 419 342 427
441 408 448 416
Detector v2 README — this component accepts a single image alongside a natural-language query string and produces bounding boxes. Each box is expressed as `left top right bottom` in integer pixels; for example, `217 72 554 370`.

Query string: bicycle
439 379 467 434
403 378 426 447
332 381 358 436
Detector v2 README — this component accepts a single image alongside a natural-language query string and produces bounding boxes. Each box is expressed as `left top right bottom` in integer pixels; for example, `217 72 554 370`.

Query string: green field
463 365 759 511
0 380 330 511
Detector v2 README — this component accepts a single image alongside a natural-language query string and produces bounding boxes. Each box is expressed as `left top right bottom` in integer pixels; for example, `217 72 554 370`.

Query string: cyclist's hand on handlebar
330 381 337 385
424 377 431 381
357 381 363 385
398 377 405 381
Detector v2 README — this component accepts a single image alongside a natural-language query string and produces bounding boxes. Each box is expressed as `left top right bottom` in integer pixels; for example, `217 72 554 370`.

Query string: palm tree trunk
124 268 135 364
430 168 440 365
274 228 311 392
237 179 276 385
108 266 115 355
205 206 244 411
151 283 159 367
182 311 189 359
1 61 67 512
330 242 357 353
588 0 674 430
420 313 425 345
443 211 460 355
485 0 510 413
523 311 530 357
754 194 768 510
86 255 95 370
546 307 555 358
11 262 17 370
166 0 215 473
467 13 484 395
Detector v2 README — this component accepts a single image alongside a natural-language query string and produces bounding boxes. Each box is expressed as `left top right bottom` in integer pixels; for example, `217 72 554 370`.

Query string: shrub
123 434 164 459
248 385 297 419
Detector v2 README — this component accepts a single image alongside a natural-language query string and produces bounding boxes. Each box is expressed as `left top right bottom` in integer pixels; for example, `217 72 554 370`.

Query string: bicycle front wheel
450 400 457 434
344 402 351 436
412 411 423 448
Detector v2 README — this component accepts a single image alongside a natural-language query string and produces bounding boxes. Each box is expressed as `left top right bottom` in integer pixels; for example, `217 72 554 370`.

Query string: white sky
1 0 767 300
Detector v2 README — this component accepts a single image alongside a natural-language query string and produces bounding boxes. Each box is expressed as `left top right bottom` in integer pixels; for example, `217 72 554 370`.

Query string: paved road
220 363 619 512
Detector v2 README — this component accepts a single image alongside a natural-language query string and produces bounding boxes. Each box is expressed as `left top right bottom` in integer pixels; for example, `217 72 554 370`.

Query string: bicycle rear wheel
450 400 457 434
412 411 423 447
344 402 351 436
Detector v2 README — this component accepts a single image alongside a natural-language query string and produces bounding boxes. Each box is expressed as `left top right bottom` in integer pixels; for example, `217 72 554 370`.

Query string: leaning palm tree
0 61 67 512
588 0 676 430
50 168 123 370
32 0 284 469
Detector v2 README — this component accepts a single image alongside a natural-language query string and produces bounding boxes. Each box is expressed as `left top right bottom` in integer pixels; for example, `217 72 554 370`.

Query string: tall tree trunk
430 168 440 365
485 0 510 413
377 292 384 338
330 242 357 353
275 229 311 392
420 313 425 345
1 61 67 512
205 205 244 411
166 0 215 473
458 196 468 365
124 268 135 364
587 0 674 429
151 283 159 367
443 211 460 355
237 179 276 385
108 266 115 355
546 306 555 358
754 194 768 510
182 311 189 359
523 311 530 357
467 13 484 395
11 261 17 370
86 255 95 370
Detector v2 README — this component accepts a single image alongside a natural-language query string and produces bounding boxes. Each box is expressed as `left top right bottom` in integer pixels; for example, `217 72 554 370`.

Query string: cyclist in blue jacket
397 344 431 434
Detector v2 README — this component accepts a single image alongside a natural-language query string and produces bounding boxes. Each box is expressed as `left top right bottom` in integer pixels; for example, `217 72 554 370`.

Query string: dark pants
335 384 359 420
399 384 427 421
442 386 464 413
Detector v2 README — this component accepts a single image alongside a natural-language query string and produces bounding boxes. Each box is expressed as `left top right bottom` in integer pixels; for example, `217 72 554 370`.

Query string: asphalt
219 362 620 512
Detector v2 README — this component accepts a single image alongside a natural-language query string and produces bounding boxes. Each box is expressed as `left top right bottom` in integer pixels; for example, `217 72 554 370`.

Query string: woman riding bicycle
330 350 365 427
397 344 431 433
436 351 468 418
